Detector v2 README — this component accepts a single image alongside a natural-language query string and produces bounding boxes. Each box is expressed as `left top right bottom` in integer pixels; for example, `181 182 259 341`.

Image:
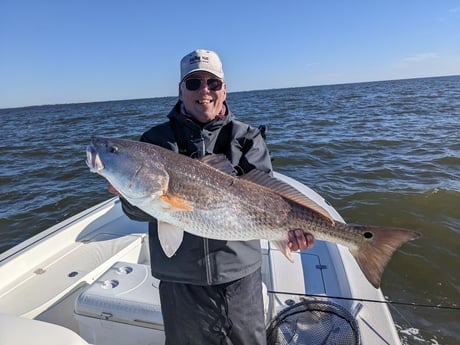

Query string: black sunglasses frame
184 78 223 91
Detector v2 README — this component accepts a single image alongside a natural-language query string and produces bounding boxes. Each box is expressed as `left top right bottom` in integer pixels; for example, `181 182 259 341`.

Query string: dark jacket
121 101 273 285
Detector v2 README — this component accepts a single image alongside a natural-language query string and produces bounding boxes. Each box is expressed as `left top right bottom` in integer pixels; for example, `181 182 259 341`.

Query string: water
1 75 459 344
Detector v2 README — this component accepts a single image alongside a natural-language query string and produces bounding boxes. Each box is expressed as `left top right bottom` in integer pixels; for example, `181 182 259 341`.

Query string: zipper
201 138 206 158
203 238 213 285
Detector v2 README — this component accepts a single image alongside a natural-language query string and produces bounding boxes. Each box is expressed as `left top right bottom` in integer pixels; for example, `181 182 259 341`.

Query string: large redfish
86 137 420 288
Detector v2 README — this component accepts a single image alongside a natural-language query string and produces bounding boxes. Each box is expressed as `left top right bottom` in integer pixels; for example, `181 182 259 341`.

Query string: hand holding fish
288 229 314 251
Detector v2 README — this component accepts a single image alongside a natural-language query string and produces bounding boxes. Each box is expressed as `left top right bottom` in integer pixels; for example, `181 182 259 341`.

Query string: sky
1 0 459 109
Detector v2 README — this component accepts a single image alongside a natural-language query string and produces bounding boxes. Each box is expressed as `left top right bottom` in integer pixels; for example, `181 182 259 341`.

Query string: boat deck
0 199 148 328
0 192 402 344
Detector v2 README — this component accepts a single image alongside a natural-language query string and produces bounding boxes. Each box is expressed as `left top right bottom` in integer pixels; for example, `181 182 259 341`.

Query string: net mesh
266 300 360 345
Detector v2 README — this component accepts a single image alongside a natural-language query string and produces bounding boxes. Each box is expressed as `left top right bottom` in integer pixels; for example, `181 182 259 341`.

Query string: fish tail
349 225 421 288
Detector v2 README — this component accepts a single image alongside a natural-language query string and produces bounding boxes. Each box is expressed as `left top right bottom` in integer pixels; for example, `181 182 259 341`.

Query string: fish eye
363 231 373 239
109 146 118 154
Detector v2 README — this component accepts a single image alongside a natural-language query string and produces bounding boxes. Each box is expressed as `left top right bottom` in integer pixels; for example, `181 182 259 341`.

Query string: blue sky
1 0 459 109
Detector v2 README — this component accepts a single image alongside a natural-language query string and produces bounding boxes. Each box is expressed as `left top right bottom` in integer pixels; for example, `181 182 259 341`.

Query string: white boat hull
0 173 401 345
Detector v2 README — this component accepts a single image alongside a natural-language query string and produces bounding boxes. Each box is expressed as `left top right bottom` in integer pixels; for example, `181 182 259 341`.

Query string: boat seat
0 313 90 345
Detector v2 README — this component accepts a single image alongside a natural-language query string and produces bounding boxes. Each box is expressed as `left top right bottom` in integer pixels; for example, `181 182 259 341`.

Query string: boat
0 172 402 345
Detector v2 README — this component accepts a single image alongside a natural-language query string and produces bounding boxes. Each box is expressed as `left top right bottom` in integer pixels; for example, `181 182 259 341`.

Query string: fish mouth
86 144 104 172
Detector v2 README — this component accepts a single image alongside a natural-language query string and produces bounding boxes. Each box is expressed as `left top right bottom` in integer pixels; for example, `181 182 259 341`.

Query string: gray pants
159 268 267 345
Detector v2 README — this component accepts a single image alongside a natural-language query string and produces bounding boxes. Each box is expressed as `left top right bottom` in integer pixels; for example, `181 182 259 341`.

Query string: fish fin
158 222 184 257
271 240 295 263
160 194 194 211
349 225 421 288
242 170 335 224
199 154 238 175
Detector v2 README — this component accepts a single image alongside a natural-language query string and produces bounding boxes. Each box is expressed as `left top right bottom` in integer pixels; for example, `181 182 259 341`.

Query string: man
116 49 314 345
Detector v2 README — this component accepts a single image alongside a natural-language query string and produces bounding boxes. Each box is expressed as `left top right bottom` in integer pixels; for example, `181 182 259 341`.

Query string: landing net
266 300 360 345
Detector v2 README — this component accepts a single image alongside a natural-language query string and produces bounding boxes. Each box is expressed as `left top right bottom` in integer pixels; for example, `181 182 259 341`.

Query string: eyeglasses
184 78 223 91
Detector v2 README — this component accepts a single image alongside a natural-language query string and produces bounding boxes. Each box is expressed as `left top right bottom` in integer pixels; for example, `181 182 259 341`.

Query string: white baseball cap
180 49 224 81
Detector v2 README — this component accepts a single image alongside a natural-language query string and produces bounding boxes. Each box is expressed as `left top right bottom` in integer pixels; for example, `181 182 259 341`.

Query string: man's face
179 71 227 123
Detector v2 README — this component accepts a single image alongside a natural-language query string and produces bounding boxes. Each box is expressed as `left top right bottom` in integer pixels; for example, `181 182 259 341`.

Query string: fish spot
364 231 373 239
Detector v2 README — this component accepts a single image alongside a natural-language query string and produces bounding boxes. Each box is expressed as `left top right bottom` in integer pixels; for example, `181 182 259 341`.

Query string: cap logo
190 55 209 65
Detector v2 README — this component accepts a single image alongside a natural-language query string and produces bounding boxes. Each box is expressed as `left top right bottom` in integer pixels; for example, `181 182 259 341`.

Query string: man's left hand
288 229 315 252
